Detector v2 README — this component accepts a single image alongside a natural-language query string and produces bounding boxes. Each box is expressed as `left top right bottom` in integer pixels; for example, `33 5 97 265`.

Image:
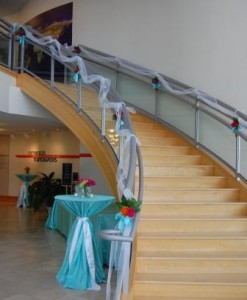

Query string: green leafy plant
29 172 66 211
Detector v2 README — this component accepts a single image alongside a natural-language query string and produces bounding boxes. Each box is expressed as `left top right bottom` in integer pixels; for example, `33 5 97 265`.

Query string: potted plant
29 172 66 211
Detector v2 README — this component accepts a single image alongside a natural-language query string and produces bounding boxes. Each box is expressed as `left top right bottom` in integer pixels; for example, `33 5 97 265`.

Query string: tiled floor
0 204 108 300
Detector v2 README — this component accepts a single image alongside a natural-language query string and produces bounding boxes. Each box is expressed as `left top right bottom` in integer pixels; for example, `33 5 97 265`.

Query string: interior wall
8 129 80 196
0 136 10 195
6 0 247 115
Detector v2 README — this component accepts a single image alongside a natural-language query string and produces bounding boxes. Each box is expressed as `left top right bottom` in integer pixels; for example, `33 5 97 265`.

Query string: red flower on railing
73 46 81 54
16 27 25 37
230 117 241 135
152 76 161 90
116 195 141 231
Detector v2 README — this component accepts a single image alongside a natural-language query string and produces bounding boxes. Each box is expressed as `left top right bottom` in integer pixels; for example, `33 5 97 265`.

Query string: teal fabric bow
115 212 132 232
19 36 25 47
73 72 80 83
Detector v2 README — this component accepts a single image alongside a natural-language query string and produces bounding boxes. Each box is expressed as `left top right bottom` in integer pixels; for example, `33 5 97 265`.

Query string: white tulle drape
13 24 140 199
76 45 247 131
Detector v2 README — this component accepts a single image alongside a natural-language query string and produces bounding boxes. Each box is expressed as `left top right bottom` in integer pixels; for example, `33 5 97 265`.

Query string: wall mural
25 2 73 78
26 2 72 45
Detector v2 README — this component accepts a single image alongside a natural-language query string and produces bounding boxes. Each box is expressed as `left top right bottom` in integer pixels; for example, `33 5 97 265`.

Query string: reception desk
46 194 118 291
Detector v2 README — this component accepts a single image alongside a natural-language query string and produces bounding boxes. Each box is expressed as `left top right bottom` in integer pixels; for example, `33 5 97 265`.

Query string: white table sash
69 216 100 291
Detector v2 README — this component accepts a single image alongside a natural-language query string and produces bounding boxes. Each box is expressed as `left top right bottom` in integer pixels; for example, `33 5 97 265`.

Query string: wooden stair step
137 176 227 188
138 218 247 233
141 154 203 165
133 297 240 300
141 145 192 155
137 236 247 252
137 249 247 259
136 257 247 273
140 188 240 202
141 165 215 176
135 129 175 138
132 122 164 130
139 136 185 146
138 231 247 238
135 272 247 285
134 274 247 298
136 175 227 190
140 202 247 217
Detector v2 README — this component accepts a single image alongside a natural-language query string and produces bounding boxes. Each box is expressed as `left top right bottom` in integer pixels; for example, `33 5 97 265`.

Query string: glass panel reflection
199 111 236 169
158 91 195 139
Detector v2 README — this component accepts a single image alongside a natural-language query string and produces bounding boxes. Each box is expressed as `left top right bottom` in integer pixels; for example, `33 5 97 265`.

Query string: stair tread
142 201 247 204
140 216 247 220
137 250 247 259
135 272 247 284
133 297 234 300
138 231 247 238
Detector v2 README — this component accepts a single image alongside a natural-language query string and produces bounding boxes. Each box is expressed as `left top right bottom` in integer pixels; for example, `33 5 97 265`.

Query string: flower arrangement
151 76 161 90
76 178 96 197
77 177 96 188
24 166 30 174
73 46 81 54
113 111 125 131
73 65 80 83
230 117 241 134
115 195 141 231
15 26 26 47
16 26 25 37
112 111 123 121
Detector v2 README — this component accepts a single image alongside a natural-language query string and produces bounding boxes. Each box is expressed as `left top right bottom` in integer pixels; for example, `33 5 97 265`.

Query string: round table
46 194 115 290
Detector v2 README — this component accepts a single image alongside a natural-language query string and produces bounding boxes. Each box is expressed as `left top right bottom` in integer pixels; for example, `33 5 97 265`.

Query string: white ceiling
0 111 66 136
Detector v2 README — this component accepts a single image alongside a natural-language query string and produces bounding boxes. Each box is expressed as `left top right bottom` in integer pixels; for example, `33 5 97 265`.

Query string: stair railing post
77 75 82 110
236 134 241 179
50 56 55 90
8 32 14 69
19 43 25 73
154 88 159 119
195 100 200 146
101 106 106 137
115 65 120 93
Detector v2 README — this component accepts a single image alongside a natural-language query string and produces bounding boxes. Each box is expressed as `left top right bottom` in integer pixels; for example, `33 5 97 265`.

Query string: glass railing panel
53 65 78 103
118 74 156 114
104 107 120 158
240 138 247 178
158 91 196 139
24 42 51 79
54 58 65 83
0 34 9 66
84 60 117 90
198 111 236 169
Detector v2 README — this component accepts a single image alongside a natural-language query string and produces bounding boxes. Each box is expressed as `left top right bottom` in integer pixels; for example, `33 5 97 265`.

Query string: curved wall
6 0 247 115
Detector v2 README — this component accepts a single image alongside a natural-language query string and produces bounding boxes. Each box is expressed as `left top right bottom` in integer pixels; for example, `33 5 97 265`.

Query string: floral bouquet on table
24 166 30 174
116 195 141 232
77 177 96 197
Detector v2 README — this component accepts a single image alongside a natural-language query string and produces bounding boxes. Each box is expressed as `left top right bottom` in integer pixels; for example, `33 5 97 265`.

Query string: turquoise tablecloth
16 174 38 207
46 194 115 291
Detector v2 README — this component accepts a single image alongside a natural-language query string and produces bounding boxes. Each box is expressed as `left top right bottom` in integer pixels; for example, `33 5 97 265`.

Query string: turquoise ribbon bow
73 72 80 83
152 82 161 90
19 36 25 47
115 212 132 232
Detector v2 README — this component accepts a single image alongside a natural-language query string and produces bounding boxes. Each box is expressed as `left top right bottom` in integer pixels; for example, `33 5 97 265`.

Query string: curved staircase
130 113 247 299
3 64 247 298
